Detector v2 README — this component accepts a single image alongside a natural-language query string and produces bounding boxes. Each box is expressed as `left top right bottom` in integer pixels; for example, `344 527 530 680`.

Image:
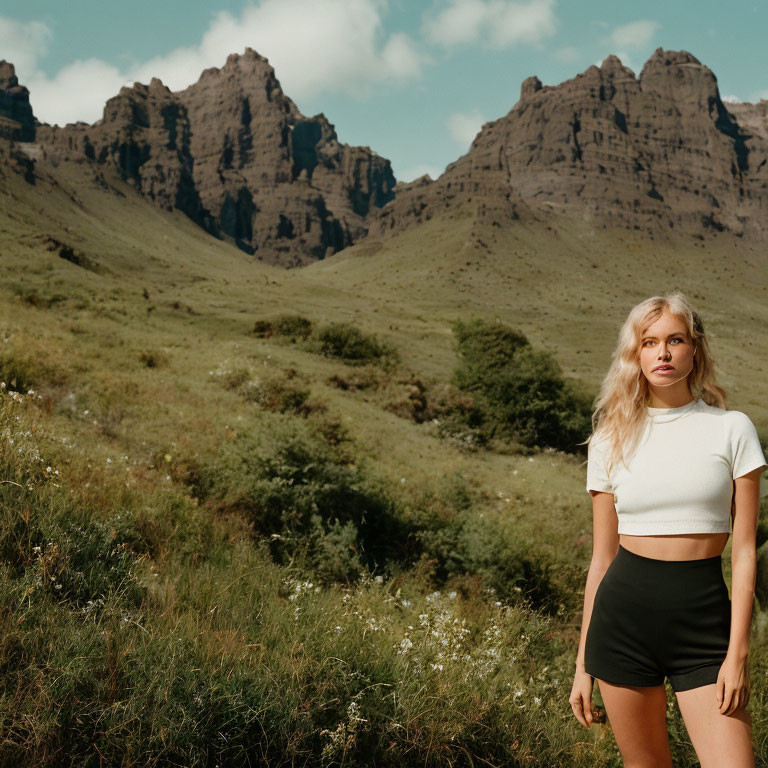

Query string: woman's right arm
569 490 619 727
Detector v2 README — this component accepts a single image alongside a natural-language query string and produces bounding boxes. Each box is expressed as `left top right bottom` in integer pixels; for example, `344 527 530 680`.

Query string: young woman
569 292 766 767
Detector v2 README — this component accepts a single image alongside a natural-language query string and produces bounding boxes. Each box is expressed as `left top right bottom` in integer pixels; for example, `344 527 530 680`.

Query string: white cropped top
586 398 767 535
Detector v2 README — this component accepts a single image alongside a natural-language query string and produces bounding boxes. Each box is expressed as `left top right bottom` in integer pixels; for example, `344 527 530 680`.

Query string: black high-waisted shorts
584 544 731 693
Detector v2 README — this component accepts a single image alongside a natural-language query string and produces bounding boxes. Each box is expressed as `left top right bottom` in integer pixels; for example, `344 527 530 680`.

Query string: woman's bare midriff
619 532 729 560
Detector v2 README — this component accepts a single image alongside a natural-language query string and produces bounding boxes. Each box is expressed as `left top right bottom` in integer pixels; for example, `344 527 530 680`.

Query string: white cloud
380 33 428 81
423 0 488 46
609 20 660 49
2 1 428 127
423 0 557 49
29 60 129 126
447 109 485 147
0 16 52 81
488 0 557 47
721 94 741 104
134 0 430 99
554 45 580 63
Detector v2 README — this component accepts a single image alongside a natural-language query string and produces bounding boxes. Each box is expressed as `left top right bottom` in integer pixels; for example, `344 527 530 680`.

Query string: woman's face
638 310 696 391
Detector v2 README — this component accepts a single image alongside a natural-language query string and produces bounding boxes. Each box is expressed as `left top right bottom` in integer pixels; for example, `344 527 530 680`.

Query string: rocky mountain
175 50 395 265
36 77 213 233
21 49 396 267
371 49 768 241
4 48 768 264
0 61 35 142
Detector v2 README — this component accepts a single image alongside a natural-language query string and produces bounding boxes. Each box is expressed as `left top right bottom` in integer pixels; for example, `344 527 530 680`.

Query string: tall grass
0 330 765 766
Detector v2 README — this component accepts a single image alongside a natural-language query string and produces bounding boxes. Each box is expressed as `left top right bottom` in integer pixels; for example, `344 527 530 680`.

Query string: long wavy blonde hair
584 292 727 476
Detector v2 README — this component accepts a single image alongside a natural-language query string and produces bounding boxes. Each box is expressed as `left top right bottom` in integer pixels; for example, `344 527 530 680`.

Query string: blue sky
1 0 765 182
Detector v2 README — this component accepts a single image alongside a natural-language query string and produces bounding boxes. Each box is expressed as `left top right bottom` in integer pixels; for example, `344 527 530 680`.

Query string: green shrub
317 322 394 364
409 509 570 615
240 377 312 414
251 314 314 342
193 425 420 582
192 423 573 610
273 314 314 340
448 318 592 452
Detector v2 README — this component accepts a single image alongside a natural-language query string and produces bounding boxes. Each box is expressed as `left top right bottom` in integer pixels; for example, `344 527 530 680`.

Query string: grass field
0 149 766 766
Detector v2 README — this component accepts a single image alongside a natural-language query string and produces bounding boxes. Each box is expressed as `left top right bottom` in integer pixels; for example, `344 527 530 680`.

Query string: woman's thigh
675 684 754 768
597 680 674 767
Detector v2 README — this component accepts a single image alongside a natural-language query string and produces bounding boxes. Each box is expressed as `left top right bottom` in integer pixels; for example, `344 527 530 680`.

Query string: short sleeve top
585 398 767 535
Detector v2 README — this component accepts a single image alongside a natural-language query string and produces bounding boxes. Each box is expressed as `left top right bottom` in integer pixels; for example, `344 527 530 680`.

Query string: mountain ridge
371 48 768 243
11 49 396 267
2 47 768 266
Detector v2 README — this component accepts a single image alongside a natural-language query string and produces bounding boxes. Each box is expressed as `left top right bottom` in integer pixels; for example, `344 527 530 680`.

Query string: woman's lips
653 366 674 372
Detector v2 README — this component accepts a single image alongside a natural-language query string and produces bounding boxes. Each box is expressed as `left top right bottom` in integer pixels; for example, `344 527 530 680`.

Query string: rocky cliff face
37 78 213 231
177 50 395 264
12 47 768 261
372 49 768 240
0 60 35 142
34 48 395 266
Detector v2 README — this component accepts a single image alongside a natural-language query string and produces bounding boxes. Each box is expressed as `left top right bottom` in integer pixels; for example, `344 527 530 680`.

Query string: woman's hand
570 668 596 727
716 652 750 716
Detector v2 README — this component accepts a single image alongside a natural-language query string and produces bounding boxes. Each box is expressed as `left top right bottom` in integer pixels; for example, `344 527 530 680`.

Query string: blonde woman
569 292 766 767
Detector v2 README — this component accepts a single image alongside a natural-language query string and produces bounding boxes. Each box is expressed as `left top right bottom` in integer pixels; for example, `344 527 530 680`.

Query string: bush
193 425 420 583
251 314 314 341
274 314 314 340
447 318 592 452
317 322 394 364
193 426 572 611
409 509 570 615
240 376 312 415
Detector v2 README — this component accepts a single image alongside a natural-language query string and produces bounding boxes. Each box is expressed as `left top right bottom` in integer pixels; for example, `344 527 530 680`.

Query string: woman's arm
727 467 763 660
716 466 763 716
571 490 619 727
575 491 620 672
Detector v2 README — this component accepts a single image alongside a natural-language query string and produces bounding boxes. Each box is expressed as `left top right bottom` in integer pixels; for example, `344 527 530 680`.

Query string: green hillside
1 154 767 766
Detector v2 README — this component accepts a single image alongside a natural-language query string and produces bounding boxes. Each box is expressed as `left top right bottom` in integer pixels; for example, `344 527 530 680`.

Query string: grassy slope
2 154 767 560
0 159 591 558
2 151 767 549
1 153 767 764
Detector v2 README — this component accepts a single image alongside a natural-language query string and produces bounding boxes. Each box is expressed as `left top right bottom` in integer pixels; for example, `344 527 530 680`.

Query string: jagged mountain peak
372 47 767 242
16 47 394 266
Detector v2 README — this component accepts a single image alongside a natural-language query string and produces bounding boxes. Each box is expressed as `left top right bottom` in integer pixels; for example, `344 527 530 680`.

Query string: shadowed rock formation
33 48 395 266
0 60 35 142
176 49 395 264
37 78 214 232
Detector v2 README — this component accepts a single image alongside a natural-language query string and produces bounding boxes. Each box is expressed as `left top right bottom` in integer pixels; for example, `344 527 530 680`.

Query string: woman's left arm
719 467 763 715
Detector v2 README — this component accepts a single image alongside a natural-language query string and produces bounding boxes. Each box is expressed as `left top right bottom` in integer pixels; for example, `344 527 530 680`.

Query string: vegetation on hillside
430 318 593 454
1 161 766 764
1 309 763 766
